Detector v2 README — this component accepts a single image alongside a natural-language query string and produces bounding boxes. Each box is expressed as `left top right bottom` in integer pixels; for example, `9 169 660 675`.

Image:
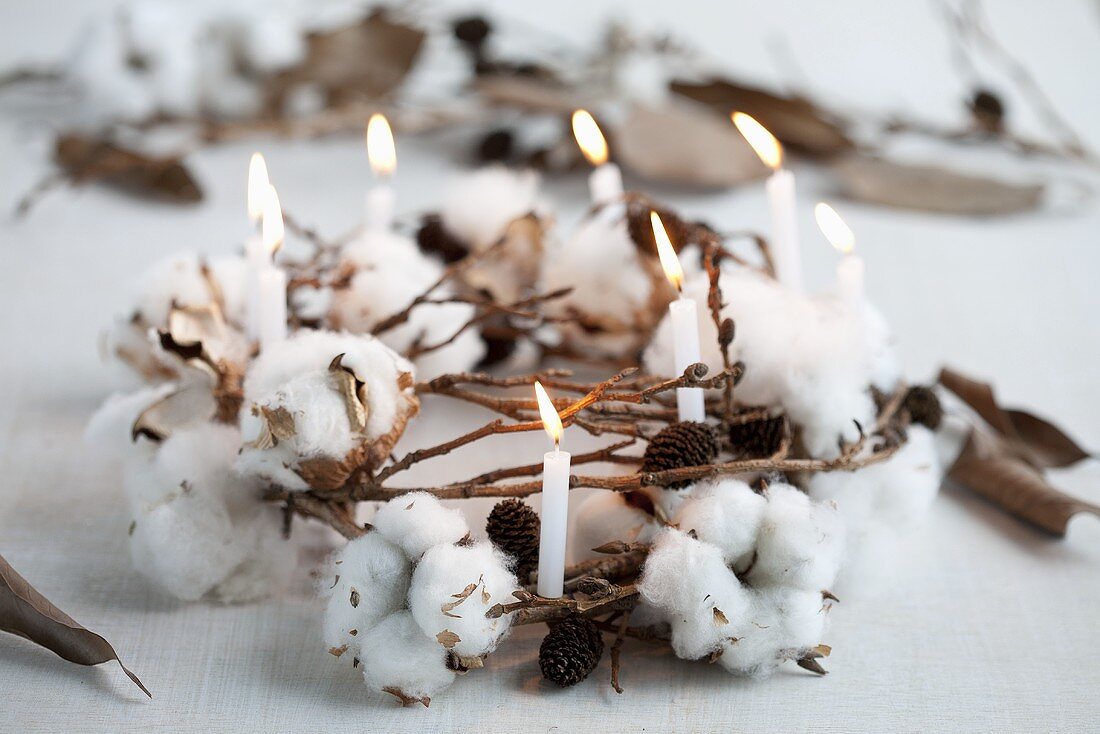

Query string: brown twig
608 608 632 694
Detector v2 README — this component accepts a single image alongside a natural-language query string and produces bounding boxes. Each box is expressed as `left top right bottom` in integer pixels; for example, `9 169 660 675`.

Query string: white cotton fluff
440 167 543 252
371 492 470 561
360 611 456 703
674 478 766 569
236 330 417 491
747 484 844 593
644 266 899 458
124 423 291 601
807 426 942 584
85 383 179 458
568 491 662 564
321 532 412 657
408 542 519 658
329 231 484 378
716 587 829 676
541 209 661 358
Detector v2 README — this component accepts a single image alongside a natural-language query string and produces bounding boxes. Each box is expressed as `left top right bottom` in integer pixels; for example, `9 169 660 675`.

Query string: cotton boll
541 211 666 358
240 13 306 73
130 252 217 327
66 15 157 125
329 232 484 377
408 542 519 658
748 484 844 593
568 491 661 564
85 383 179 458
360 611 456 704
717 587 828 676
637 529 730 617
674 479 766 568
213 505 297 603
322 532 412 656
371 492 469 561
440 167 543 252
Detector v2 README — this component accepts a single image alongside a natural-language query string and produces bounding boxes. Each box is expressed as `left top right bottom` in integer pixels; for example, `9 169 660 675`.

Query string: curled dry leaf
131 384 216 443
939 366 1097 535
831 156 1044 216
54 134 201 203
0 554 150 697
268 10 426 107
473 75 587 114
615 103 767 188
670 77 854 157
328 353 369 434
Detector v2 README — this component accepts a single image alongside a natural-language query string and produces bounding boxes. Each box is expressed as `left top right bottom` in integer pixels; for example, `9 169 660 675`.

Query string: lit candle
365 113 396 233
534 381 571 599
815 202 863 303
572 109 623 205
651 211 706 422
245 153 269 341
733 112 803 292
255 185 288 349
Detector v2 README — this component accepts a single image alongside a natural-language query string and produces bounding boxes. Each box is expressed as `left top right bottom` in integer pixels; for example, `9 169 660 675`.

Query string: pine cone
641 421 718 489
477 129 514 163
485 499 540 579
728 415 787 458
539 614 604 687
452 16 492 51
904 386 943 430
416 214 468 264
625 201 697 256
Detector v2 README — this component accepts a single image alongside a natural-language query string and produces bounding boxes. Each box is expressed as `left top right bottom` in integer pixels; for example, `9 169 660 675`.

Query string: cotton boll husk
748 483 844 592
541 209 668 358
371 492 470 561
329 232 484 377
408 542 519 658
360 611 456 703
321 532 412 656
643 266 894 458
85 383 179 458
568 491 661 564
674 478 766 568
237 330 418 490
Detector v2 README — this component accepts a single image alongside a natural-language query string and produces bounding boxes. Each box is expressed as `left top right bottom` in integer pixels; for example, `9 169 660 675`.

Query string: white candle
245 153 269 341
651 211 706 423
815 202 863 303
572 109 623 205
253 185 287 349
534 381 571 599
365 113 396 232
733 112 803 291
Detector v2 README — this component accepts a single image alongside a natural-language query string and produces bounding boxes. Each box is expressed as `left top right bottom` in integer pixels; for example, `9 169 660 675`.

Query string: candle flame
732 112 782 170
650 211 684 292
247 152 270 223
814 202 855 255
571 109 609 167
366 113 396 177
262 184 284 257
534 381 564 447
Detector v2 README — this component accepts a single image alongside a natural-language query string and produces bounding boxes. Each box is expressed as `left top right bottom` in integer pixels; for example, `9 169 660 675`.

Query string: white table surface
2 1 1100 732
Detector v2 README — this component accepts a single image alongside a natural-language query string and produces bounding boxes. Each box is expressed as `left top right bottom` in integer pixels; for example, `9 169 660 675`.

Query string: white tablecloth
2 1 1099 731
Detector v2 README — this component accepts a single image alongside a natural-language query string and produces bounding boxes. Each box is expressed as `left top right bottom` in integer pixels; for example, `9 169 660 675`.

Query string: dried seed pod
415 214 468 264
728 415 787 458
477 129 514 163
641 421 719 489
485 499 540 579
538 614 604 687
903 385 943 430
452 16 492 51
969 89 1005 134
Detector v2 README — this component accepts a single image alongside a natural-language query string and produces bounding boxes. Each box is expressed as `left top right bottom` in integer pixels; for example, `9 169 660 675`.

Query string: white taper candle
669 297 706 422
536 447 571 598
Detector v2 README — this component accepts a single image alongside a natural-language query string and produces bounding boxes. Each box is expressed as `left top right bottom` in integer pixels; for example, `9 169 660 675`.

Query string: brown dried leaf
328 353 369 434
382 685 430 708
473 75 587 114
295 454 353 491
670 77 853 157
592 541 635 555
615 103 768 188
328 644 349 658
271 10 426 106
948 429 1100 536
0 554 150 697
435 630 462 649
131 385 216 443
261 405 297 442
832 156 1043 216
55 134 201 203
440 576 483 617
712 607 729 625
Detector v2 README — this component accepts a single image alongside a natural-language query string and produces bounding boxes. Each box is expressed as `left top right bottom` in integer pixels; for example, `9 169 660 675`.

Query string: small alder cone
728 415 787 458
415 214 468 264
903 386 943 430
539 614 604 687
641 421 719 489
485 499 541 579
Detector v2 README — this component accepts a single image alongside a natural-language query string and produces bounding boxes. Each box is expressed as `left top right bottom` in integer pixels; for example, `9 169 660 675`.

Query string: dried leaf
271 10 425 107
435 630 461 649
0 554 150 697
131 384 216 443
831 156 1043 216
382 685 430 708
54 134 201 203
473 75 587 114
670 77 853 157
949 429 1100 536
796 655 829 675
328 644 349 657
615 103 768 188
295 455 353 491
440 577 482 617
591 541 635 555
261 405 297 442
712 607 729 625
328 353 369 433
